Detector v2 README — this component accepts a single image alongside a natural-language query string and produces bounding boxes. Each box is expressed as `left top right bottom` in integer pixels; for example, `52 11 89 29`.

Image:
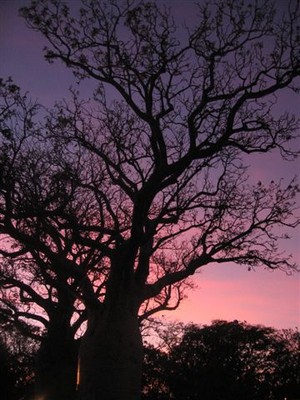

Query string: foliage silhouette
0 324 38 400
142 321 300 400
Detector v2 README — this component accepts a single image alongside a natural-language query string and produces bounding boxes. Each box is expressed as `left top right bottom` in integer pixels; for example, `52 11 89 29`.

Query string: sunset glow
0 0 299 331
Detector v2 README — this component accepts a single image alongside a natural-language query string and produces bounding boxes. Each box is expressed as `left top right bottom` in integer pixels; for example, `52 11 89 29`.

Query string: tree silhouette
0 78 86 399
142 345 170 400
146 321 300 400
169 321 272 399
0 337 15 400
0 322 38 400
271 328 300 399
0 0 299 398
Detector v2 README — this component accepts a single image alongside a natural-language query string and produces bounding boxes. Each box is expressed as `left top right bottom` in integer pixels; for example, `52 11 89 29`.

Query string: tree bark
78 304 143 400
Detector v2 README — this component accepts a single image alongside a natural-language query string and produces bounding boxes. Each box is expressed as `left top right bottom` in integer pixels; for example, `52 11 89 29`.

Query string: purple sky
1 0 299 329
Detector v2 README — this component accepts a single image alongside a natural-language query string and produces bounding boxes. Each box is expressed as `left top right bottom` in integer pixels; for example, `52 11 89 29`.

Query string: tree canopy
142 320 300 400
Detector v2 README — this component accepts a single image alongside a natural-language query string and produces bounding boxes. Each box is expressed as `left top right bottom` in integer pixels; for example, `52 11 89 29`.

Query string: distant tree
167 320 300 400
0 0 299 398
271 328 300 399
0 322 38 400
142 345 170 400
0 337 15 400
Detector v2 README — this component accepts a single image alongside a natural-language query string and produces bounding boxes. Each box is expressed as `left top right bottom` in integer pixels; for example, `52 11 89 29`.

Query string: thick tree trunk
34 314 78 400
34 326 78 400
78 305 143 400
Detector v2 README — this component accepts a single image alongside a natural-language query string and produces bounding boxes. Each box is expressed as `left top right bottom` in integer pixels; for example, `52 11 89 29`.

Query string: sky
0 0 299 330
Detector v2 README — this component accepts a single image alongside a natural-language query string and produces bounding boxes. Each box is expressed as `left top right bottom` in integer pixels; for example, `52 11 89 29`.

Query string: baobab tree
0 77 94 398
0 75 190 397
1 0 299 398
